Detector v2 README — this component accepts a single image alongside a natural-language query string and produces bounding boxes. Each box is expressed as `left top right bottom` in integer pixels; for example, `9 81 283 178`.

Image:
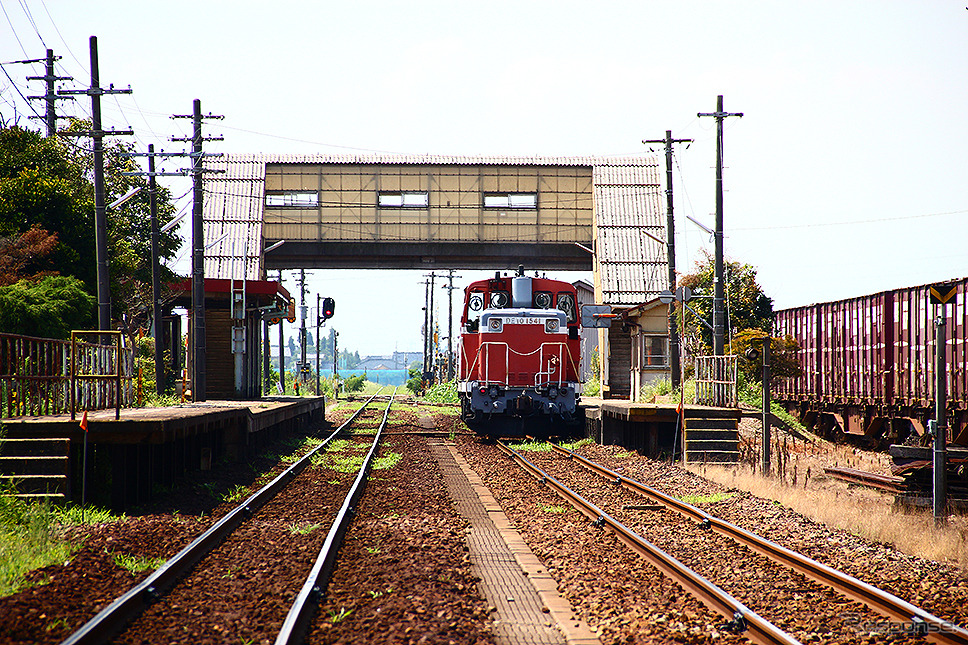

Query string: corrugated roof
203 155 266 280
593 161 666 305
202 154 669 306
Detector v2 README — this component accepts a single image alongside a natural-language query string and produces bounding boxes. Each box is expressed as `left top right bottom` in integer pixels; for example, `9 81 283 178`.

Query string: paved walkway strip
430 441 600 645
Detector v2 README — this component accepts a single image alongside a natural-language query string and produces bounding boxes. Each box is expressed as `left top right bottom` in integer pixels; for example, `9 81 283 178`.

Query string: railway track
498 440 968 645
61 389 396 645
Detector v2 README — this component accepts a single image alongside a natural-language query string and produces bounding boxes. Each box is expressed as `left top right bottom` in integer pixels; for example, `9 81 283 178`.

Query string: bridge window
378 191 429 208
265 191 318 207
484 192 537 209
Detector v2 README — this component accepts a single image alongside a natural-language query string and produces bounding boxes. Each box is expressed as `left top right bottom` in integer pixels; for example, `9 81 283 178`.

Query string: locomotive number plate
501 317 543 325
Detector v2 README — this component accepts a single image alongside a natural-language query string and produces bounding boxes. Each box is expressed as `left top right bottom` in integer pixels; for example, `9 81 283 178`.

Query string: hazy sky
2 1 965 356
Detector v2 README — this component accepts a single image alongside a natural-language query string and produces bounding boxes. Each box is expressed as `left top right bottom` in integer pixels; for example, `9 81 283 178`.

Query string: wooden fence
694 355 738 408
0 332 134 419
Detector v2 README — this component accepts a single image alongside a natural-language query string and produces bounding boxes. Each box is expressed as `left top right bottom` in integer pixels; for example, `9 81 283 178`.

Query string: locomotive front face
458 271 582 435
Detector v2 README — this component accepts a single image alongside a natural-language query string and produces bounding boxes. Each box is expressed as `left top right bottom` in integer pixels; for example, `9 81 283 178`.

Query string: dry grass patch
691 464 968 569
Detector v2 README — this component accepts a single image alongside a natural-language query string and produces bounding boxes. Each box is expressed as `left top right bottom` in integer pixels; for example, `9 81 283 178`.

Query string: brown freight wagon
773 276 967 446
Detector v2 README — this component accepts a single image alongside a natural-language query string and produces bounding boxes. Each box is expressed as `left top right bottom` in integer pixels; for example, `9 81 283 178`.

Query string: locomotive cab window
466 291 486 331
556 293 576 323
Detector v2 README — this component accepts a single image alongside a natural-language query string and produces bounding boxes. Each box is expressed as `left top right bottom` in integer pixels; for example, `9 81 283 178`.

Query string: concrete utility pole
643 130 692 388
316 293 322 395
26 49 72 137
698 95 743 356
147 146 164 394
441 269 462 380
172 99 223 401
425 272 437 377
59 37 132 334
278 270 286 393
122 146 193 394
298 269 308 382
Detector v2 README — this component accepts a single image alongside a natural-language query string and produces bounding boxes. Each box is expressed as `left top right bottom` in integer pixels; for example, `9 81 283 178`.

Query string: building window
483 192 537 209
378 191 429 208
265 191 318 207
641 335 668 367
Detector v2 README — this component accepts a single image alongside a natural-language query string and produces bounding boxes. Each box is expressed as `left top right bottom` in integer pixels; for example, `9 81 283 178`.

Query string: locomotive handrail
463 341 580 387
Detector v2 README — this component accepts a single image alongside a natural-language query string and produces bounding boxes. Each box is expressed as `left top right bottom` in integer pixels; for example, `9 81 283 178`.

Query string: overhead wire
17 0 46 49
0 1 29 59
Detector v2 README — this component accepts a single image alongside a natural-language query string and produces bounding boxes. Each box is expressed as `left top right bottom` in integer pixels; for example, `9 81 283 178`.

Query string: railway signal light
286 298 296 323
321 297 335 321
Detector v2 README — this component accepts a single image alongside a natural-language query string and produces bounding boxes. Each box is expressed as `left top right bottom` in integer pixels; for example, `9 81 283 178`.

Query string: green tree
677 252 774 355
0 124 182 334
0 275 94 339
0 126 94 288
729 328 801 383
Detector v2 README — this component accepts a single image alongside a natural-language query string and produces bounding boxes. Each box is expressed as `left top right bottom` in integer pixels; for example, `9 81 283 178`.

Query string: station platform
580 398 741 463
0 397 326 510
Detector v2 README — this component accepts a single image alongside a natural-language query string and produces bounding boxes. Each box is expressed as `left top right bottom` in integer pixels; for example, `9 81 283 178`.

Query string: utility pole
298 269 308 383
122 146 193 394
643 130 692 388
316 293 322 395
59 37 132 335
26 49 73 137
441 270 462 380
278 270 286 393
423 272 437 380
698 95 743 356
172 99 223 401
147 146 164 394
422 278 430 375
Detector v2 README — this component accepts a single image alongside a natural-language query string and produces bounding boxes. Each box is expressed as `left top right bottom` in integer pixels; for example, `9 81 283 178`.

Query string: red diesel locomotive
458 266 582 436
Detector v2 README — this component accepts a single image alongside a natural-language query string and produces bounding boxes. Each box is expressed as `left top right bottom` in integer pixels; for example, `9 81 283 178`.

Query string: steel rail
551 444 968 645
60 390 387 645
823 466 906 494
498 441 801 645
276 388 397 644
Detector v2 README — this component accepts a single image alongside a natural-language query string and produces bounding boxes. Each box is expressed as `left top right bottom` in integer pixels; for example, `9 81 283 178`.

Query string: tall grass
0 487 121 597
692 465 968 570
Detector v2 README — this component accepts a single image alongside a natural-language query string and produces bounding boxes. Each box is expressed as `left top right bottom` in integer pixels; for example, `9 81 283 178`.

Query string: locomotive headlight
544 318 560 333
549 385 558 398
488 385 499 398
487 318 503 332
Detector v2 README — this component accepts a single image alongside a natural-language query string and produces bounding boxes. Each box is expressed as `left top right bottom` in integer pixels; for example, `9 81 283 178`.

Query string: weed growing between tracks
112 552 166 574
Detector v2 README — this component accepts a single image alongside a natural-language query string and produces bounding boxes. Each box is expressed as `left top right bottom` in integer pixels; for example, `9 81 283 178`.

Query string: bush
343 373 365 393
424 380 458 404
405 368 423 396
639 376 673 401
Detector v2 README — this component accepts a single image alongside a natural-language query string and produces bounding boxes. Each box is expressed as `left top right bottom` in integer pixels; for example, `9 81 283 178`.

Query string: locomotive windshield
556 293 576 323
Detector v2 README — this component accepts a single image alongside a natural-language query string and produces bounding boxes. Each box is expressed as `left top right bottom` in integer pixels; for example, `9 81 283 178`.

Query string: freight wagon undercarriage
778 399 968 447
